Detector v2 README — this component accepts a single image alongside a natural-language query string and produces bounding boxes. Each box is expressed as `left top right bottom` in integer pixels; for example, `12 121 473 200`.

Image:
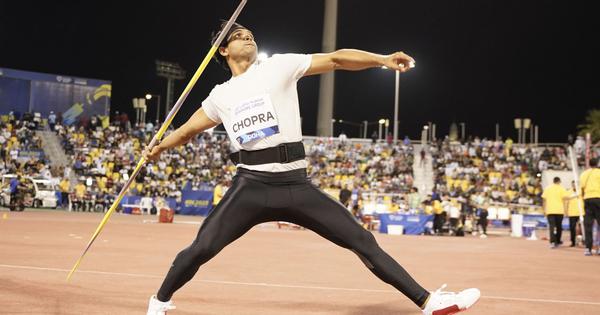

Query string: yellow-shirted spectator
459 180 468 192
74 182 87 200
432 197 446 234
424 204 434 215
579 158 600 255
58 178 70 208
542 177 573 248
433 199 443 214
446 178 454 189
97 176 107 192
505 189 516 202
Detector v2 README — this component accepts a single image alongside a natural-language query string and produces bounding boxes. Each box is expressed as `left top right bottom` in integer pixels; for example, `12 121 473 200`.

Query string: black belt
229 142 305 165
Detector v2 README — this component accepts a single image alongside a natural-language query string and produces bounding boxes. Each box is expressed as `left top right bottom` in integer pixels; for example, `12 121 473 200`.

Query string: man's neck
229 59 254 77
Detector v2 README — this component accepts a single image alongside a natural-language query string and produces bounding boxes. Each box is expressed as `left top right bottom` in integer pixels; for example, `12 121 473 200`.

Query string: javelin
67 0 248 281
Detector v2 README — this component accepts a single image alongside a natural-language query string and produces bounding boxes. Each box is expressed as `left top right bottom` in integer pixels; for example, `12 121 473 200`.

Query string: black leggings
478 218 488 235
547 214 564 245
584 198 600 250
157 168 429 306
568 216 580 246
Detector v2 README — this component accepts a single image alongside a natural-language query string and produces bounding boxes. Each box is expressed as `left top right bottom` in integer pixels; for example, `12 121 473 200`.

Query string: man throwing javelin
145 21 480 315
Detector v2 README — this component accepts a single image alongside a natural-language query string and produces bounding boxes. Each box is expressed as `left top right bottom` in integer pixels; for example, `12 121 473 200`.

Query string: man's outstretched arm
304 49 415 76
143 108 218 161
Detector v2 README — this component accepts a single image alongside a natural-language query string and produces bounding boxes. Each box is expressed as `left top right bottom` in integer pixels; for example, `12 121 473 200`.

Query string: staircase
37 130 78 185
412 144 434 199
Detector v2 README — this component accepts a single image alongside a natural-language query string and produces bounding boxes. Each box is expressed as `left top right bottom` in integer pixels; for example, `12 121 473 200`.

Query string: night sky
1 1 598 142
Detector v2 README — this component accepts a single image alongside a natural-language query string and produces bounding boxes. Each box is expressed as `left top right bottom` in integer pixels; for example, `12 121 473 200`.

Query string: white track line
1 264 599 306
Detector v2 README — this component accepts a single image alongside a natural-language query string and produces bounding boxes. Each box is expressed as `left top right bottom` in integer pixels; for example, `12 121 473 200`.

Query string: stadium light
155 60 186 119
145 93 161 123
132 98 146 126
380 67 401 144
523 118 532 144
384 119 390 141
514 118 521 144
514 118 522 129
378 119 386 141
330 118 336 136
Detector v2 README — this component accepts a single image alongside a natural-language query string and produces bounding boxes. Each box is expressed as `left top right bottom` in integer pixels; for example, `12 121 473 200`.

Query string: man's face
220 28 257 63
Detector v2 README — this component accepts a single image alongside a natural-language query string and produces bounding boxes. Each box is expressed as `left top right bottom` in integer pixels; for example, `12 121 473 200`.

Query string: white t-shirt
202 53 312 172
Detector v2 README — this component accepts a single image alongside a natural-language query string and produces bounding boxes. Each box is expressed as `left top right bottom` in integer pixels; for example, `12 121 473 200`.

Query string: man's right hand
143 145 163 162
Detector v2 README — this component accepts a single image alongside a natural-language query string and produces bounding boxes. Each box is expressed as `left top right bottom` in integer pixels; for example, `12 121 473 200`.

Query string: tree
578 109 600 143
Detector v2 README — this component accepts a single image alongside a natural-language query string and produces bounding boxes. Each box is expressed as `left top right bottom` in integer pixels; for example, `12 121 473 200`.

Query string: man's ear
219 46 228 58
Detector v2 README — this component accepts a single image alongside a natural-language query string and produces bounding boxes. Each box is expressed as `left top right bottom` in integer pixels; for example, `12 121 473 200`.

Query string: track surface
1 210 599 314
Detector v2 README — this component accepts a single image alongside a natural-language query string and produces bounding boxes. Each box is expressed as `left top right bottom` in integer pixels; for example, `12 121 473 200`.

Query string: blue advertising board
0 67 111 124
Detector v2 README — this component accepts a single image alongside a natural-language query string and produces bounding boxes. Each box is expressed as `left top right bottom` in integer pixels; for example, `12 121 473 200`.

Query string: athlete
145 21 480 315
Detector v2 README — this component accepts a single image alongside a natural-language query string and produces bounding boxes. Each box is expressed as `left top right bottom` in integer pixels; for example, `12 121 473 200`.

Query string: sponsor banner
180 189 213 216
379 214 434 235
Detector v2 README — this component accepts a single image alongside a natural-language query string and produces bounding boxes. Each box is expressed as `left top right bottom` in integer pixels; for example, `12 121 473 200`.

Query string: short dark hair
553 177 561 184
210 20 249 72
590 157 599 167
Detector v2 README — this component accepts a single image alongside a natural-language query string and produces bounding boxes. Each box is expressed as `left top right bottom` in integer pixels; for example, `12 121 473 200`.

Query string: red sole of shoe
432 297 481 315
432 305 460 315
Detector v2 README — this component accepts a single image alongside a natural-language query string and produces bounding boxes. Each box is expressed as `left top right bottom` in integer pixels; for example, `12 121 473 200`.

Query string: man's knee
352 230 379 255
188 240 221 260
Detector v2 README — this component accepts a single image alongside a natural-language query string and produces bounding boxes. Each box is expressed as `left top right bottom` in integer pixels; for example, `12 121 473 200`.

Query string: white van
0 174 58 209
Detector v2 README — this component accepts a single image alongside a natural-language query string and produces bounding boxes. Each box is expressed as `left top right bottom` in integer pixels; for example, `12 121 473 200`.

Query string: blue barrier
379 214 434 235
179 189 213 216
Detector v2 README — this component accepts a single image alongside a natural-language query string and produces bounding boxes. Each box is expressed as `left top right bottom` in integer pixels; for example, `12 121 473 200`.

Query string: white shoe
147 295 176 315
479 234 487 239
422 284 480 315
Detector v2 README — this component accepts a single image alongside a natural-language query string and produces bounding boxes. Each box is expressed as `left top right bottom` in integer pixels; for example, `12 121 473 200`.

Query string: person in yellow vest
567 180 584 247
74 181 87 211
58 177 71 209
541 177 574 248
580 158 600 256
432 196 445 235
